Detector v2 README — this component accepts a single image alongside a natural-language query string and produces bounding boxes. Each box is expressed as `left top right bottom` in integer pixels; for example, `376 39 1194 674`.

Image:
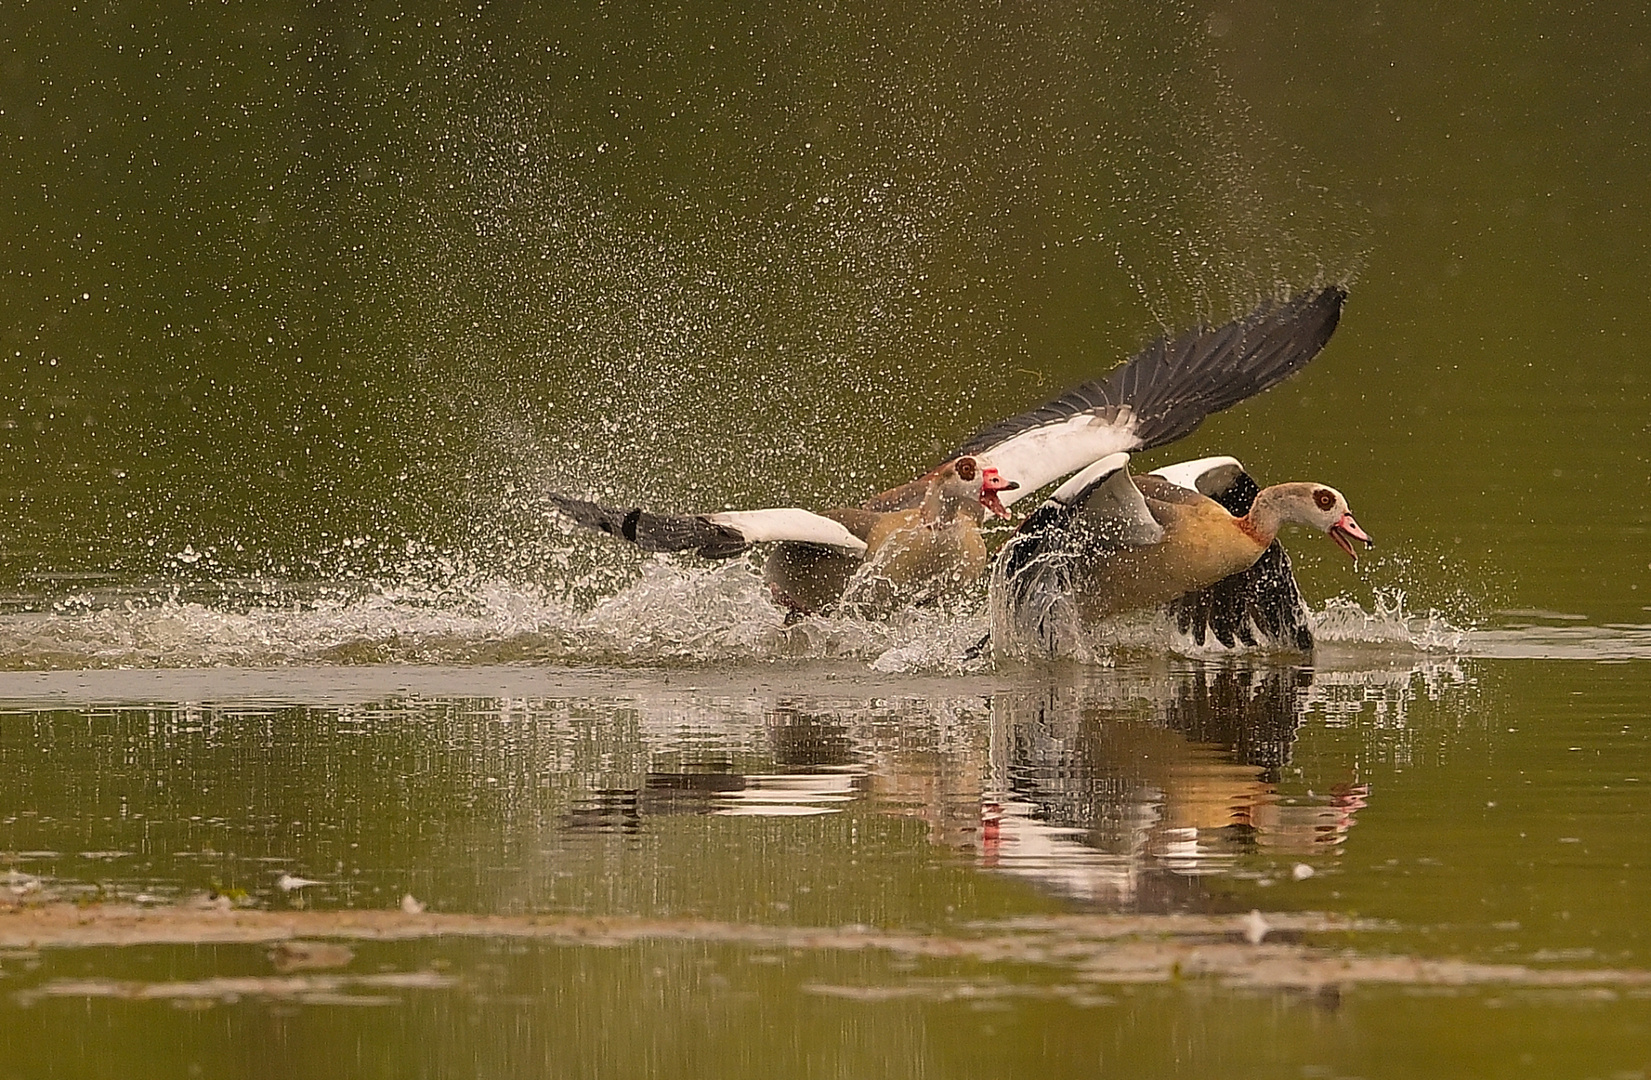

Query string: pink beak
978 467 1018 520
1328 511 1373 561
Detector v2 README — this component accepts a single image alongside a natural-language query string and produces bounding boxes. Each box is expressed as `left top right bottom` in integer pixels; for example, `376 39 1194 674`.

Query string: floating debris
1241 910 1270 945
268 940 355 973
0 904 1646 996
20 969 452 1007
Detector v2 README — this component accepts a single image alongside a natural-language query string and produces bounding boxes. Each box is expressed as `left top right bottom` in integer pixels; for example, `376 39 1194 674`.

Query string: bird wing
953 286 1344 507
994 452 1162 591
1149 455 1248 500
1148 456 1314 650
987 453 1163 659
547 494 867 559
1045 452 1166 547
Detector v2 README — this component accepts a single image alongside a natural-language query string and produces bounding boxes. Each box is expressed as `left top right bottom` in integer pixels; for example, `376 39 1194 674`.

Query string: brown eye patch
955 457 977 482
1314 488 1336 511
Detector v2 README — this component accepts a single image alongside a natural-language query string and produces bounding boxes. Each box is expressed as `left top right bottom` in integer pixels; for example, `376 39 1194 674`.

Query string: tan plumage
767 459 1001 615
1068 477 1269 620
992 455 1372 655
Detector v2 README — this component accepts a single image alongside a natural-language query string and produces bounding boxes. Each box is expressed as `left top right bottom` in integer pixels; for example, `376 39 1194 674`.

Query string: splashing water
0 555 989 671
2 536 1644 671
1311 589 1468 652
0 549 1496 674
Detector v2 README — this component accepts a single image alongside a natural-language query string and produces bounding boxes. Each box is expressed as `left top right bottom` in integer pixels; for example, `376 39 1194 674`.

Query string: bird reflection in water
966 665 1369 909
565 663 1373 912
568 708 867 823
712 708 864 817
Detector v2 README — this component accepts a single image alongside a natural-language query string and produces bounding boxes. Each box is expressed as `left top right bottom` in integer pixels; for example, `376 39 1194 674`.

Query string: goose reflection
872 662 1370 909
576 707 866 822
576 661 1379 911
711 707 864 817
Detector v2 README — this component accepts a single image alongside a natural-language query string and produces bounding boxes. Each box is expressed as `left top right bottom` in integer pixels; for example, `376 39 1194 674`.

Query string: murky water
0 654 1646 1077
2 1 1649 1077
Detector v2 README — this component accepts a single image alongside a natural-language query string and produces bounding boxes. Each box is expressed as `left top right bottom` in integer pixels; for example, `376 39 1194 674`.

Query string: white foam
1 559 1642 670
1311 590 1468 652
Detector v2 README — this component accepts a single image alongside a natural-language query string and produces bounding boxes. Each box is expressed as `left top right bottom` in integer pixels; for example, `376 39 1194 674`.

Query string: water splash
1 553 1644 671
1311 589 1468 652
0 557 986 671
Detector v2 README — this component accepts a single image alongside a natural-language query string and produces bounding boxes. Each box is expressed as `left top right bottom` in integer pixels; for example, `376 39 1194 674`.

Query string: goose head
1263 483 1373 560
953 456 1018 520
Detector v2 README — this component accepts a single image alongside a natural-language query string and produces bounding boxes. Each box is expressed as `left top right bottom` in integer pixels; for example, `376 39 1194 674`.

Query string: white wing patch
705 509 868 552
980 410 1139 507
1050 452 1132 505
1150 455 1245 497
1053 452 1164 547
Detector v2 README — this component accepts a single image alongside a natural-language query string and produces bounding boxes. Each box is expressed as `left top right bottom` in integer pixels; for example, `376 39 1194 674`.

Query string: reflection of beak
979 468 1018 520
1328 512 1373 561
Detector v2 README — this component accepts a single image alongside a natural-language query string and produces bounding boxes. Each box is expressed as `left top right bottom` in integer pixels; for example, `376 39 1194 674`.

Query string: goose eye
955 457 977 482
1313 489 1336 511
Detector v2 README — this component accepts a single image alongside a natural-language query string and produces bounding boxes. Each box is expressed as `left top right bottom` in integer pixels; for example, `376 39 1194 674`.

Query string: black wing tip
545 492 620 532
546 492 748 558
1277 282 1345 344
1127 285 1347 451
1292 281 1347 312
1168 540 1315 652
953 285 1347 461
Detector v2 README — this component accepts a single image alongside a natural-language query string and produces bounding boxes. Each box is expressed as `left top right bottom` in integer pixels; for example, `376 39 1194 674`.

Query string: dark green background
4 1 1645 620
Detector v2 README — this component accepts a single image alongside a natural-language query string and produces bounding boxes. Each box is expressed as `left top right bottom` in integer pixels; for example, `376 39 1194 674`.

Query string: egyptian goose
990 452 1371 656
1152 456 1317 650
549 286 1346 616
547 455 1016 615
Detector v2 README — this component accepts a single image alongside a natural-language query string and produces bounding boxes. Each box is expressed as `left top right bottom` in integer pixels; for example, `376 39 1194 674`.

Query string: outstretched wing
955 286 1345 507
548 495 867 559
989 453 1163 657
1148 458 1315 650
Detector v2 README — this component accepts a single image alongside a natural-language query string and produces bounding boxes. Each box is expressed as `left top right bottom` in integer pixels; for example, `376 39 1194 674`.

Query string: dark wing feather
546 494 750 559
988 502 1086 658
1174 541 1313 650
952 286 1344 459
1167 469 1314 650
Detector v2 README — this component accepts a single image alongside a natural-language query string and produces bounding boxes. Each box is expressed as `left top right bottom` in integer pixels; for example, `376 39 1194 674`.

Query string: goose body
766 458 1007 614
1065 477 1264 619
548 286 1348 617
549 455 1014 616
766 512 990 616
991 454 1370 655
1153 456 1316 650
